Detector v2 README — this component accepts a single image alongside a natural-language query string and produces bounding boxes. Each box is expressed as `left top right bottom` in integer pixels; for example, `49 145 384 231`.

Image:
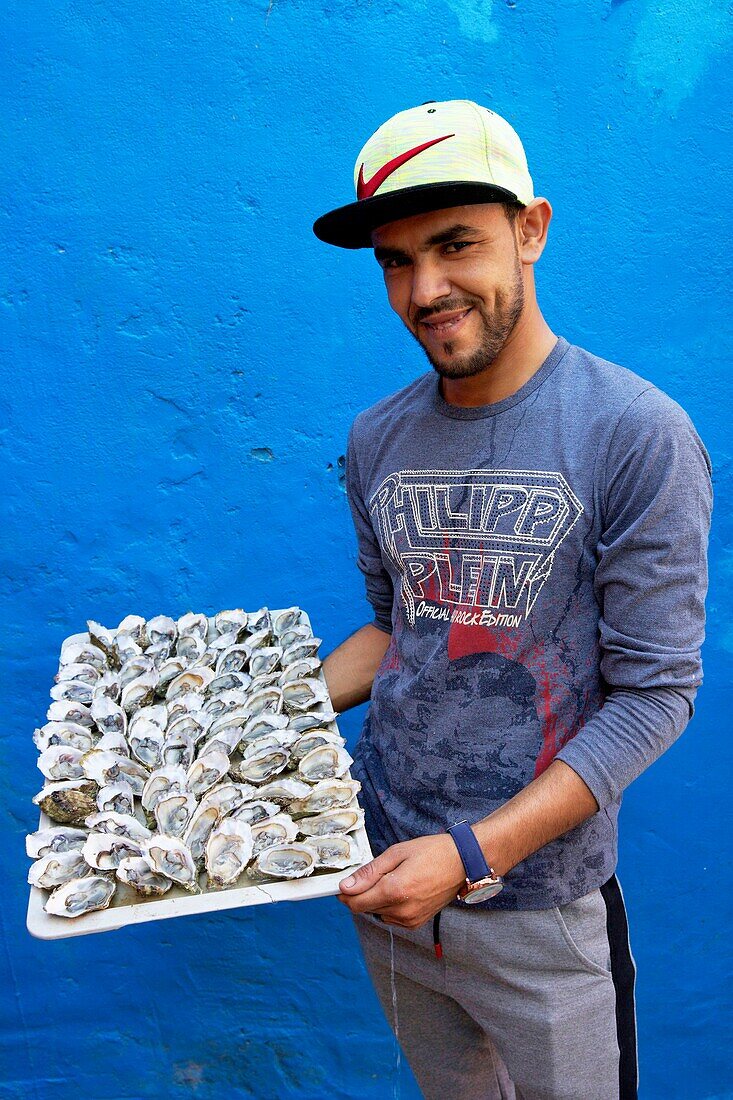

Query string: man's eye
444 241 473 254
380 257 408 270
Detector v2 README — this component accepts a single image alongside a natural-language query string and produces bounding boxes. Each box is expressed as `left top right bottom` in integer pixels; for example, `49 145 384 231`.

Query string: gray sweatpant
354 877 637 1100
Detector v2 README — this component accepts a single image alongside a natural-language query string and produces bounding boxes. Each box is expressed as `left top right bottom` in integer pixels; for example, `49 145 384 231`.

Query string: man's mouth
419 308 473 336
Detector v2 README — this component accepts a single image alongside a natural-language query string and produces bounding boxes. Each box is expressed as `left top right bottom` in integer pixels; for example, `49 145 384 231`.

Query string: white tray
26 610 372 940
27 818 372 939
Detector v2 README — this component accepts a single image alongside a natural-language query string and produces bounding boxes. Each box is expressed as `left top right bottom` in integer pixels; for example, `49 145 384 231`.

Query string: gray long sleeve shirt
345 335 712 908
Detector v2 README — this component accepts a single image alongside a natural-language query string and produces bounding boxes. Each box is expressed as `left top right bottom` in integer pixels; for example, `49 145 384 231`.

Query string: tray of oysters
26 607 371 939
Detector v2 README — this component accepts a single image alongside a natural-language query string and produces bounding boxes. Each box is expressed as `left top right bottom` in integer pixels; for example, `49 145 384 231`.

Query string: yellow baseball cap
313 99 534 249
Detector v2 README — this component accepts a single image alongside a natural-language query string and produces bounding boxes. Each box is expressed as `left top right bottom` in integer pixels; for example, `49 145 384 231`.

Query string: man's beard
411 257 525 381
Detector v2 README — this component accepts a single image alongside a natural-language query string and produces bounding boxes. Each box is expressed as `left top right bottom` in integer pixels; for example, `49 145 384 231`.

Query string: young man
313 100 711 1100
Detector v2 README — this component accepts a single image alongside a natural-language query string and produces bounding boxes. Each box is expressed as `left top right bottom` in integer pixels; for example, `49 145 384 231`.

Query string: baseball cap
313 99 534 249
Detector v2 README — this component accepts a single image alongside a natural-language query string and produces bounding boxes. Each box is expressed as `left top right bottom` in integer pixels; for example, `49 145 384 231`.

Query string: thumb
339 846 405 894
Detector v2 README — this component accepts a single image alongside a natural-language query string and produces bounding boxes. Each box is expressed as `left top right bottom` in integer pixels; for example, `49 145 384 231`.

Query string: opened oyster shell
45 875 116 918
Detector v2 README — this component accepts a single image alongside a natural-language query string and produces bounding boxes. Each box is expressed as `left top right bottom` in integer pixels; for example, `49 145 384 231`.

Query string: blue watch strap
447 820 491 883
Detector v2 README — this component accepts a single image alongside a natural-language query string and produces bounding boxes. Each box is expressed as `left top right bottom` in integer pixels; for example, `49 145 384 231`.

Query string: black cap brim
312 181 522 249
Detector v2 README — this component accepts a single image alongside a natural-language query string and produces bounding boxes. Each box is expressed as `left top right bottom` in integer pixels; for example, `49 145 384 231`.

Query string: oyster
45 874 116 918
141 765 188 812
187 751 230 798
215 609 250 636
86 620 117 660
154 791 198 838
141 836 198 891
60 637 107 670
84 811 152 843
250 813 298 855
55 662 101 686
157 656 188 688
37 745 85 782
272 607 304 638
46 699 93 727
239 712 289 745
205 818 253 887
297 744 353 784
128 719 165 769
199 781 255 817
146 614 177 649
278 657 321 685
230 748 289 785
80 750 148 796
120 671 157 713
33 722 95 753
282 637 322 665
33 780 98 826
249 647 283 678
305 833 358 870
291 729 344 762
289 779 361 817
167 667 214 701
26 826 88 859
82 831 143 870
118 654 156 691
92 670 121 702
116 856 172 896
246 687 283 716
28 849 89 889
257 777 312 806
214 644 250 675
129 703 168 732
183 803 221 862
297 807 364 836
117 614 148 644
49 680 94 706
282 678 330 715
96 781 136 815
94 730 130 756
288 711 338 735
247 607 273 636
177 611 209 639
253 842 314 880
206 671 251 697
161 731 195 770
231 799 280 826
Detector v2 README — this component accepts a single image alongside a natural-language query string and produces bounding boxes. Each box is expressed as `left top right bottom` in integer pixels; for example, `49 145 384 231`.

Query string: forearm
322 622 391 712
473 759 599 878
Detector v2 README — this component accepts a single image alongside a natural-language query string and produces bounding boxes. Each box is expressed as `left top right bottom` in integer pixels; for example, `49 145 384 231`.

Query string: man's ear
517 198 552 264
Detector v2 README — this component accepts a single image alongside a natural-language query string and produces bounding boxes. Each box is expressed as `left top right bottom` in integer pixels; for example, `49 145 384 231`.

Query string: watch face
462 879 504 904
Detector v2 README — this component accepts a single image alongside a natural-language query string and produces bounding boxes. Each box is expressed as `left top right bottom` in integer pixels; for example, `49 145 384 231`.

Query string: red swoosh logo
357 133 455 200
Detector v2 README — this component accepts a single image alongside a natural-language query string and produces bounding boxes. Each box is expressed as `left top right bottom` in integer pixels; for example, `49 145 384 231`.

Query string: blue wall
2 2 731 1097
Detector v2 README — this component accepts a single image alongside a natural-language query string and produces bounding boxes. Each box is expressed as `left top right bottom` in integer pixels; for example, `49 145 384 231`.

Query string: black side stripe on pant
600 874 639 1100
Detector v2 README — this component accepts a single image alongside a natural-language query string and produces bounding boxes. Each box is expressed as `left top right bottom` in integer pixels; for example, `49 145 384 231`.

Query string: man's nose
410 258 452 310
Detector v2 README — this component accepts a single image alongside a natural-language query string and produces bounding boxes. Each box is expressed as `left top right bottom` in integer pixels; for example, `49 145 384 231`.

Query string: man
313 100 711 1100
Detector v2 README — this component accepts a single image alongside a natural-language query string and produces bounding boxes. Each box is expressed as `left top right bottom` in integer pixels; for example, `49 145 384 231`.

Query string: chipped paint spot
250 447 274 462
442 0 499 43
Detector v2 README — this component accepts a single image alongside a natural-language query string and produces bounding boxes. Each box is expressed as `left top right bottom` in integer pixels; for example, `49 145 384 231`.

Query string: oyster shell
187 751 230 798
282 678 330 715
297 744 353 784
161 731 195 770
154 791 198 838
94 730 130 756
278 657 321 685
120 671 158 713
256 777 312 806
253 842 314 879
146 614 177 648
304 833 358 870
80 750 148 796
33 722 95 753
45 874 116 917
82 831 143 870
33 780 98 826
28 849 90 889
141 836 198 891
272 607 304 638
26 826 88 859
214 644 250 675
55 662 101 686
116 856 172 896
183 803 221 862
37 745 85 782
49 679 94 706
199 781 255 817
250 813 298 855
46 699 93 727
60 637 107 670
297 807 364 836
281 638 322 666
231 799 280 826
291 729 344 762
246 687 283 717
84 812 152 843
96 781 135 816
289 778 361 817
167 667 214 701
177 611 209 639
141 765 188 811
205 818 254 887
128 719 165 769
230 748 289 785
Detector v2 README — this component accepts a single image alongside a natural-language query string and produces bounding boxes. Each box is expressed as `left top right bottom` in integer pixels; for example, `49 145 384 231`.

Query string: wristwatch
447 820 504 904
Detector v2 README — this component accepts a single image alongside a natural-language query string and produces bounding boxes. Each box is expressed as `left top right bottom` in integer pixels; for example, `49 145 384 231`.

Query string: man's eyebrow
424 223 478 247
373 224 480 263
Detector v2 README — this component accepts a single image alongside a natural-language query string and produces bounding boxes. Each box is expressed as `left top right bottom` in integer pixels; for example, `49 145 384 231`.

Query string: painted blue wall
2 2 731 1097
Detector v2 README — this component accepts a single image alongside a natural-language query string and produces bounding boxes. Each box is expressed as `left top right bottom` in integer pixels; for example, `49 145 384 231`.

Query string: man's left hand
337 834 466 929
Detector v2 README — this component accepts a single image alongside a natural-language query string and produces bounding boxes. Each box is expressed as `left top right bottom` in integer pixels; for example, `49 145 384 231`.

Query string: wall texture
2 2 731 1097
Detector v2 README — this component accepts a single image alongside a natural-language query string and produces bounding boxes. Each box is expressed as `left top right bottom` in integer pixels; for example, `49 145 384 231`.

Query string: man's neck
439 315 558 408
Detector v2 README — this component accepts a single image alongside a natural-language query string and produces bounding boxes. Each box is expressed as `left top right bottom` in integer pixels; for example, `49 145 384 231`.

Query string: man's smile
419 307 474 338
